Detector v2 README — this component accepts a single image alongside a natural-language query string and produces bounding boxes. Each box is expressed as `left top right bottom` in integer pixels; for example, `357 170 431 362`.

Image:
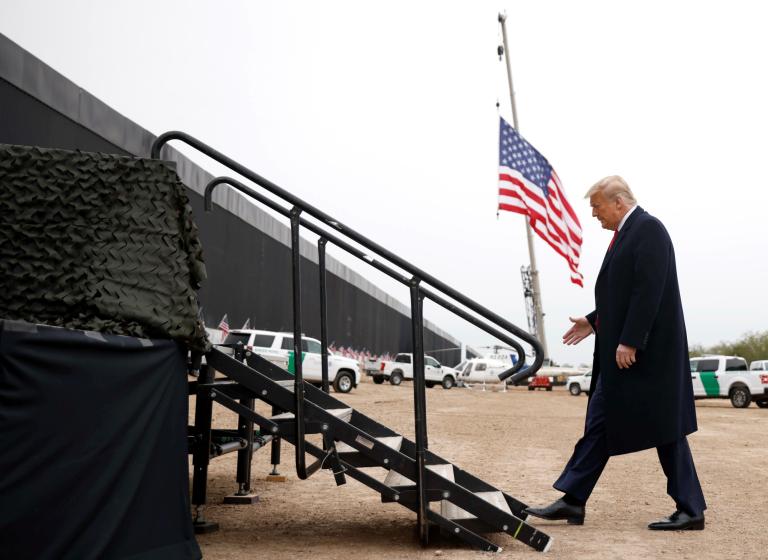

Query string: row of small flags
216 315 252 332
215 314 248 342
199 311 249 334
328 344 392 363
210 313 387 361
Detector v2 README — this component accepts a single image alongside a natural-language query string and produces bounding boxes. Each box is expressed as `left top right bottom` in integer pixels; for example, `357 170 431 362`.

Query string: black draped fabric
0 319 201 560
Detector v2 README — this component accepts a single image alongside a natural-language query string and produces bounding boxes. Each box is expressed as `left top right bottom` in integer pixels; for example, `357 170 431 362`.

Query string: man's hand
562 316 594 346
616 344 637 369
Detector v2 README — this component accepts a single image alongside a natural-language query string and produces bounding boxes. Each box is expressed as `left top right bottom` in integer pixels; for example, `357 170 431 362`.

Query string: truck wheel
569 384 581 396
390 371 403 385
425 381 435 388
757 400 768 408
442 376 455 390
373 376 384 384
333 371 354 394
729 385 751 408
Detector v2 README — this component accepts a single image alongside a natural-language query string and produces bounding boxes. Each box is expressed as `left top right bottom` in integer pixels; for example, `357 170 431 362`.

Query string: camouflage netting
0 144 210 351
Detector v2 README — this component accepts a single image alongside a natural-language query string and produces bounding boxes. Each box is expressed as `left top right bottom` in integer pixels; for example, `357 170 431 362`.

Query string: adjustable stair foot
193 520 220 534
266 464 286 482
192 506 219 534
223 494 259 504
224 482 260 504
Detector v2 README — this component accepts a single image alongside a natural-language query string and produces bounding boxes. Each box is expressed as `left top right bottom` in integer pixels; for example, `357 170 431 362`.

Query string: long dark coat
585 207 697 455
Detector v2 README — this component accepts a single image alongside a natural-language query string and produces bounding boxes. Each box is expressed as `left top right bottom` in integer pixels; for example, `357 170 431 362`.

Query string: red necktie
608 229 619 251
596 230 620 333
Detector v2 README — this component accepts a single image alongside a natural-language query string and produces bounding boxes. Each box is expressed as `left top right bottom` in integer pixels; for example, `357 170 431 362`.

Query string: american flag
217 314 230 341
497 117 583 286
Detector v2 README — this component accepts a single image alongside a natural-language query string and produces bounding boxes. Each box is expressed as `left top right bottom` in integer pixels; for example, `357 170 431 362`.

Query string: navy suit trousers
553 377 706 516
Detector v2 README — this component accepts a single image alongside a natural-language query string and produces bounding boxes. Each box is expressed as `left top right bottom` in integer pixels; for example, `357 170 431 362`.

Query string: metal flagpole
498 12 550 364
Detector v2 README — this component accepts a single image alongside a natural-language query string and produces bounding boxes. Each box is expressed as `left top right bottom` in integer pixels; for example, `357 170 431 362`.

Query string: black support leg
191 364 219 533
267 406 286 482
224 396 259 504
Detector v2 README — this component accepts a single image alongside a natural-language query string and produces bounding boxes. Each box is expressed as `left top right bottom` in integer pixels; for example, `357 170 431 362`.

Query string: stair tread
336 435 403 454
442 490 512 521
275 379 295 392
271 408 353 422
426 463 455 480
383 462 454 487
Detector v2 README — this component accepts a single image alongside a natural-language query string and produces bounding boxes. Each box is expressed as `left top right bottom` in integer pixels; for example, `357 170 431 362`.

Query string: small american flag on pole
497 117 583 286
217 314 230 342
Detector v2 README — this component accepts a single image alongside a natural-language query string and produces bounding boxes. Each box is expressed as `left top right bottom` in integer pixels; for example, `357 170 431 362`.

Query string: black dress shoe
524 498 585 525
648 510 705 531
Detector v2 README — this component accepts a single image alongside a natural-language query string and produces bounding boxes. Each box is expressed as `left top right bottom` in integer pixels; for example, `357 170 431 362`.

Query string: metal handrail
201 176 531 373
152 132 542 377
152 131 544 543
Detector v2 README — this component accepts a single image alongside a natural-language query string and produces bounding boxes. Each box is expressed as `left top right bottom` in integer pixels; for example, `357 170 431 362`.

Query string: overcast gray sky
2 1 766 366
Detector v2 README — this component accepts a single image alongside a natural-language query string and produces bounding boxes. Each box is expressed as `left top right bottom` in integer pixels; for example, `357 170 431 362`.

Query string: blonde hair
585 175 637 205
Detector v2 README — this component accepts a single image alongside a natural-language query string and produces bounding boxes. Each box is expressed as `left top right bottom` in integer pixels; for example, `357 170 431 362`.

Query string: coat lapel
597 206 644 282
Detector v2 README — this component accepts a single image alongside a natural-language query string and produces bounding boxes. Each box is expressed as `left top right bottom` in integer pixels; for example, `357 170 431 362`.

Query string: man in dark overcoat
524 176 706 530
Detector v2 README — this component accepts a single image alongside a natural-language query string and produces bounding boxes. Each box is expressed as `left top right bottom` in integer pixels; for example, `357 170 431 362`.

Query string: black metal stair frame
151 132 549 552
206 348 552 552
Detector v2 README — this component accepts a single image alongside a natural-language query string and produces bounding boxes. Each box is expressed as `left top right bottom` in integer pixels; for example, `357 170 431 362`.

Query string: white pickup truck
367 353 458 389
690 355 768 408
221 329 361 393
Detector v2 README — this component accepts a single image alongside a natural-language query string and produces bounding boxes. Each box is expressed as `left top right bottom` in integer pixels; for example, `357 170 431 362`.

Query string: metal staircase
151 131 552 553
199 348 552 553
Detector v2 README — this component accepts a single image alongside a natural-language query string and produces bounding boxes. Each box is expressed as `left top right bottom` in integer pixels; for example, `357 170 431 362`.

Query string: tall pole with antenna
498 12 550 364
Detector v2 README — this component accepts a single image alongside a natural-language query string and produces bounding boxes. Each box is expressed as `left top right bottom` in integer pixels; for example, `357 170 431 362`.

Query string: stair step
442 491 512 521
336 435 403 454
427 463 455 481
276 379 295 392
383 463 454 487
271 408 353 422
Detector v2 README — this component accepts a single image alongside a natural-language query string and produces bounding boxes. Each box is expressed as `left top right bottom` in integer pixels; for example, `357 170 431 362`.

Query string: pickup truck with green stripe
689 355 768 408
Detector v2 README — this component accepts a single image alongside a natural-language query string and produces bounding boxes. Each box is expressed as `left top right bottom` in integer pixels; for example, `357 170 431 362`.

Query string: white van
689 355 768 408
222 329 361 393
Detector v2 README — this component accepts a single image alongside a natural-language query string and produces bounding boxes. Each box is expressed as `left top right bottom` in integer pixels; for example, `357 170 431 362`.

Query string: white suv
689 355 768 408
222 330 361 393
567 371 592 396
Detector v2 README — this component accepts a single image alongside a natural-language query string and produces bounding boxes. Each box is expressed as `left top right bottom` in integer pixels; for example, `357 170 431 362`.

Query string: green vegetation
690 331 768 364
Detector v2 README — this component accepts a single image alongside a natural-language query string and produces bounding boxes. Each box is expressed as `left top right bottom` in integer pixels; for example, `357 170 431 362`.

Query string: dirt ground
191 377 768 560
